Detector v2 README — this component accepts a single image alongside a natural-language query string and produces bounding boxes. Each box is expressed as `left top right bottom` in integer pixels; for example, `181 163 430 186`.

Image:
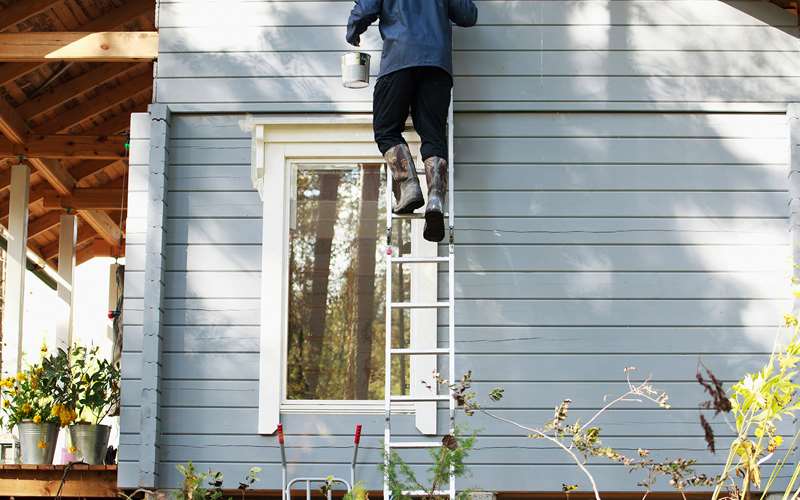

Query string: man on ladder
346 0 478 242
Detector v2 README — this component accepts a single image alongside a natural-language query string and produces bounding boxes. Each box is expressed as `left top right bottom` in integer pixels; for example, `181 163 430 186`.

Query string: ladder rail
446 94 456 500
384 96 456 500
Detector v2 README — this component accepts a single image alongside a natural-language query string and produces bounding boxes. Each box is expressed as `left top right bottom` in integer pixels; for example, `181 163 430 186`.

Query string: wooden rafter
0 32 158 62
36 73 152 134
77 238 123 265
17 63 139 120
43 188 127 210
0 0 64 32
0 135 127 159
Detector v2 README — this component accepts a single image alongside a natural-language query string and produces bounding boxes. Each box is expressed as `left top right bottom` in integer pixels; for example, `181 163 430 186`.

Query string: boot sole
424 210 445 242
393 196 425 214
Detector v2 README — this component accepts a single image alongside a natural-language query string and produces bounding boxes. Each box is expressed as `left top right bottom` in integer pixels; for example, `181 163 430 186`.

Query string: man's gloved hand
346 26 361 47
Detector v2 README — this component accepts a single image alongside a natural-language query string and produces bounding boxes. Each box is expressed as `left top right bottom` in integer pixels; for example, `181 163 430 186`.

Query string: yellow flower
2 399 9 408
50 404 61 418
785 313 799 327
58 407 76 426
21 403 31 415
32 415 41 424
68 446 77 454
39 343 47 354
37 439 46 449
29 376 38 390
15 372 24 382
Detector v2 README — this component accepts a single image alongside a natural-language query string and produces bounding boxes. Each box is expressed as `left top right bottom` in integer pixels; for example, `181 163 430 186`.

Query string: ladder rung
391 213 449 220
391 348 449 355
389 441 443 449
390 394 450 402
390 302 449 309
402 490 450 497
392 256 449 264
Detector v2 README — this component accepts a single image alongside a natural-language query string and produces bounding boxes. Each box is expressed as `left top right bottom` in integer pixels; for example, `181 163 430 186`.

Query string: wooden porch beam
43 188 126 210
0 135 127 159
76 238 122 266
17 63 139 120
0 32 158 62
76 209 121 246
0 0 64 32
36 72 152 134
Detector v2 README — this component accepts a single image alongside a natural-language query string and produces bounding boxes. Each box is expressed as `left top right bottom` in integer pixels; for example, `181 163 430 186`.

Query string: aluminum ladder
383 98 456 500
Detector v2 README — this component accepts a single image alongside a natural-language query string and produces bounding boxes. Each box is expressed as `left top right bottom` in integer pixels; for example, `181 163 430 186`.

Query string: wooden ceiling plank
79 0 153 32
35 73 152 134
0 63 42 88
0 135 128 159
0 0 65 32
42 223 95 260
17 63 139 120
43 188 127 210
80 102 148 136
71 159 120 182
0 32 158 62
27 210 61 239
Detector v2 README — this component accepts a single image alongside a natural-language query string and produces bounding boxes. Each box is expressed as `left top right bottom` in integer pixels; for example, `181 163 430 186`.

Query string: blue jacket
346 0 478 79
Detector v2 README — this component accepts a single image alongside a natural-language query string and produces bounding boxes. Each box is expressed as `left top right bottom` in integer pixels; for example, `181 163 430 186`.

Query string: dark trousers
373 66 453 161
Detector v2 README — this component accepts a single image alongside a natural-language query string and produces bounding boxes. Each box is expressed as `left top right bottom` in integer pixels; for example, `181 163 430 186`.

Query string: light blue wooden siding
118 111 792 491
153 0 800 112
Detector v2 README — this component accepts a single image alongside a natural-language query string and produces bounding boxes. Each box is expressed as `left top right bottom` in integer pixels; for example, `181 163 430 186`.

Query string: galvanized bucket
341 52 370 88
18 421 59 464
69 423 111 465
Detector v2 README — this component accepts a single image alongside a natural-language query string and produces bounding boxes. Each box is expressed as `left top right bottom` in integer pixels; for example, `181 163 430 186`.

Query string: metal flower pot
18 421 59 464
68 423 111 465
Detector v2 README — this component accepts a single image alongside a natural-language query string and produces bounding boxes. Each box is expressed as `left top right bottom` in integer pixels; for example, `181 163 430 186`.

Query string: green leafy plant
380 427 476 500
68 344 121 425
342 480 370 500
705 314 800 500
174 462 261 500
0 345 73 430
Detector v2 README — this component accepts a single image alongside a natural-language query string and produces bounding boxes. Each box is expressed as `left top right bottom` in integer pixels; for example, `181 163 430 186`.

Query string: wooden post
2 164 30 379
139 104 170 489
55 213 76 351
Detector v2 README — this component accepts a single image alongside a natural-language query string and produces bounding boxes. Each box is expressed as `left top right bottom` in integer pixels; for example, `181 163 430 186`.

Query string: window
250 117 437 434
286 163 410 401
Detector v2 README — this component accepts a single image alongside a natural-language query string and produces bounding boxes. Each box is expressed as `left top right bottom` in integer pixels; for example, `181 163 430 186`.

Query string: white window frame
249 116 438 435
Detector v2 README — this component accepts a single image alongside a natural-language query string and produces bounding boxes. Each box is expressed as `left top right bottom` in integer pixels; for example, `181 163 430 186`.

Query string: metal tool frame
278 423 362 500
383 97 457 500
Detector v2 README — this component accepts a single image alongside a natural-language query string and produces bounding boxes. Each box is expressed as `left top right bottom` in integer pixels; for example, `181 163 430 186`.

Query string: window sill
281 400 415 415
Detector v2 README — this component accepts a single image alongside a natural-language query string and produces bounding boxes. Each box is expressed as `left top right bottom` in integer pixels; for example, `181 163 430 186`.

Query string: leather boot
384 144 424 214
423 156 448 242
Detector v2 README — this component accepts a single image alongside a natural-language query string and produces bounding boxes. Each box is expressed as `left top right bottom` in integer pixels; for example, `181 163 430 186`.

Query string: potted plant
0 346 72 464
66 344 120 465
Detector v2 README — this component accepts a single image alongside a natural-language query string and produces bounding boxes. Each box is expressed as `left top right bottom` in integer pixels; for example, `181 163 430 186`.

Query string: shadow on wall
130 0 800 491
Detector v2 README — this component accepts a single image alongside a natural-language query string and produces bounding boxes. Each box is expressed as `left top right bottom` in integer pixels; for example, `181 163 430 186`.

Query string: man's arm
346 0 381 46
448 0 478 27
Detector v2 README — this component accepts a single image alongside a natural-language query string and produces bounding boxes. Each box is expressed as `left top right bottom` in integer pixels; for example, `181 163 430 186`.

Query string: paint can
341 52 370 88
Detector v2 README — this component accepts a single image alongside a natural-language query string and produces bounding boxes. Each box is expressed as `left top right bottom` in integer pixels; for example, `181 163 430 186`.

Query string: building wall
120 0 800 492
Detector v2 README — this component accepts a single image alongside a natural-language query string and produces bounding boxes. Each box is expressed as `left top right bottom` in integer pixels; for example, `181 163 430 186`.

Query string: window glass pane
287 164 411 400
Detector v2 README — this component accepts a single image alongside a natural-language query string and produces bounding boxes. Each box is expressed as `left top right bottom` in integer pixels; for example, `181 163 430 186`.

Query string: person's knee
375 135 407 156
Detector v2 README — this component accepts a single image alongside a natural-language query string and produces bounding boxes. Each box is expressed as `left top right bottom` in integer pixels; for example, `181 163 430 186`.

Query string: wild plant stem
480 409 602 500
